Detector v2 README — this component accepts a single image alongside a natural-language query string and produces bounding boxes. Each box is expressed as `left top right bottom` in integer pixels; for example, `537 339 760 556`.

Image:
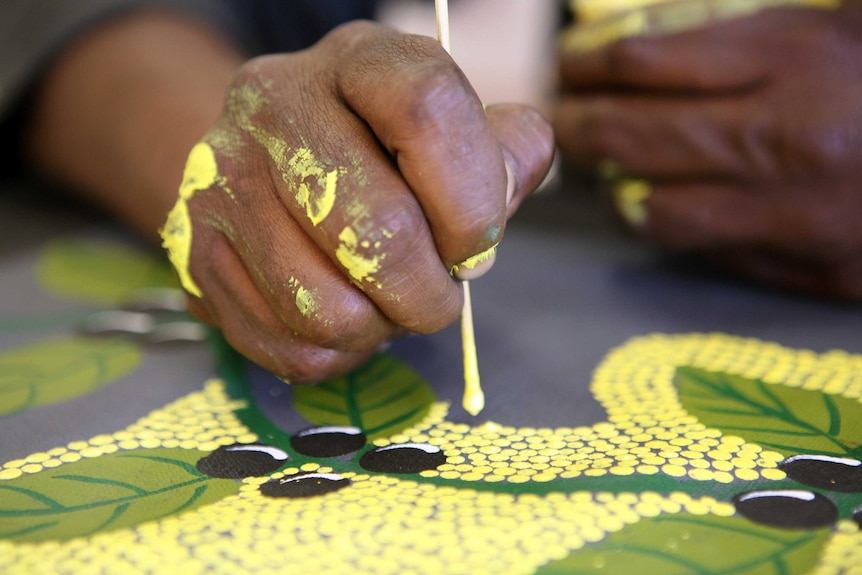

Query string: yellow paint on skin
286 147 340 226
451 245 498 276
295 286 319 318
227 86 341 227
613 179 652 229
160 142 220 298
336 226 384 286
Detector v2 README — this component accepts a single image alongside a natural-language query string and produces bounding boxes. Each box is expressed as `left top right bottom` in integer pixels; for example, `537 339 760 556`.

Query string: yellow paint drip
460 282 484 416
160 142 219 298
335 226 383 285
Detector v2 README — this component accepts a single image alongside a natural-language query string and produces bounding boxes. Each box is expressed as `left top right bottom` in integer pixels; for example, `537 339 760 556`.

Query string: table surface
2 176 861 574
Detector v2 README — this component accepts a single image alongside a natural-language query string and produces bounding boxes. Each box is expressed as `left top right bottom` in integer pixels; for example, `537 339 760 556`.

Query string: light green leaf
293 353 435 440
0 449 239 542
676 366 862 458
536 514 830 575
38 240 177 306
0 337 142 416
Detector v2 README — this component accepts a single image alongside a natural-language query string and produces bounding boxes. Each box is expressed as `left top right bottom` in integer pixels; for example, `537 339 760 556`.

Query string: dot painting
2 332 862 574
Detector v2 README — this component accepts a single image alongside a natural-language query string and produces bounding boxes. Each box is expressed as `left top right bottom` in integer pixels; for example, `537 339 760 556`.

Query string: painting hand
162 21 554 382
555 2 862 298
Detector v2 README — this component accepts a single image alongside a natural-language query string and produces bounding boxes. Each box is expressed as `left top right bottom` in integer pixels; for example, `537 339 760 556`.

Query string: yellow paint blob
612 179 651 229
160 142 219 298
335 226 383 285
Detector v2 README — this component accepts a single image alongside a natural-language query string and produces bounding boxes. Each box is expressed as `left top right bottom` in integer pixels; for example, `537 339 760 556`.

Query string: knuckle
579 103 628 162
302 289 382 350
604 39 651 81
392 58 474 139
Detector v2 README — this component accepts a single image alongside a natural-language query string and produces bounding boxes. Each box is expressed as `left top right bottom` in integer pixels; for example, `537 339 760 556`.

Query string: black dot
779 455 862 493
260 472 351 498
853 507 862 529
359 443 446 474
290 426 367 458
196 444 288 479
733 489 837 529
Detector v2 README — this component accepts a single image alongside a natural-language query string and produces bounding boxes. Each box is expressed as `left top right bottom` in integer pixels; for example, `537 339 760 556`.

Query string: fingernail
505 158 517 207
612 178 652 230
451 245 498 281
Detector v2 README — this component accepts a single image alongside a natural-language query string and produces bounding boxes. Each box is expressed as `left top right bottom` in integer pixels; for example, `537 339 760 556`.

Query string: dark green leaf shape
676 366 862 458
0 449 239 542
293 353 435 440
0 337 142 416
536 514 830 575
38 240 177 306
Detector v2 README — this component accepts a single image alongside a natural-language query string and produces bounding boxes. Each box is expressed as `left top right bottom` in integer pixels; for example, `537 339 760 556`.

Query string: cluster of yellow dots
374 333 862 485
0 379 254 481
0 474 736 575
814 521 862 575
3 333 862 574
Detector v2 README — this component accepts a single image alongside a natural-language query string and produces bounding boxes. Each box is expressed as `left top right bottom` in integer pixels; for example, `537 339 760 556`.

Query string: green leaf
676 366 862 458
293 353 435 440
536 514 830 575
38 240 177 306
0 449 239 542
0 337 142 416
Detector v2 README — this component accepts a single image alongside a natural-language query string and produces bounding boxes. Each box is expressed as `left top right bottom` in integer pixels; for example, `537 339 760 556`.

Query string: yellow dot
89 435 115 446
0 468 23 480
25 452 51 463
761 468 787 481
735 468 760 481
22 464 43 474
662 465 686 477
59 452 81 463
300 463 320 472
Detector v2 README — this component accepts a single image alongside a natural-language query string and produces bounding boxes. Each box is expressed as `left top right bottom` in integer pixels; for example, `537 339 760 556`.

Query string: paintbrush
434 0 484 416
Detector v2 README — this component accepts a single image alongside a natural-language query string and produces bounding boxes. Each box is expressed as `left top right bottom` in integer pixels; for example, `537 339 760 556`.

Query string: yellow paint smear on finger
160 142 219 298
295 286 319 318
451 245 498 276
287 147 340 226
335 226 383 287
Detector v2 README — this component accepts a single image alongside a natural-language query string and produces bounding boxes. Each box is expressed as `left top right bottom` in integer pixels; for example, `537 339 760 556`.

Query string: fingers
559 17 766 93
554 94 777 179
187 226 379 383
621 181 777 250
485 104 556 217
708 248 862 301
332 22 510 269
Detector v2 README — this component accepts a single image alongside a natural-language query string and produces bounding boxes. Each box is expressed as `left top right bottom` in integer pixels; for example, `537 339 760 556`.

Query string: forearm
24 10 245 242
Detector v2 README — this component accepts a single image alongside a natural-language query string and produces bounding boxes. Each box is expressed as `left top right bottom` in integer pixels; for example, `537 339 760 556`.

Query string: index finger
559 2 783 92
332 23 509 270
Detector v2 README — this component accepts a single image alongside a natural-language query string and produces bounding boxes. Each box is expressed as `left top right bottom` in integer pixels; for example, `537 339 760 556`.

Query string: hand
555 2 862 298
163 21 554 381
